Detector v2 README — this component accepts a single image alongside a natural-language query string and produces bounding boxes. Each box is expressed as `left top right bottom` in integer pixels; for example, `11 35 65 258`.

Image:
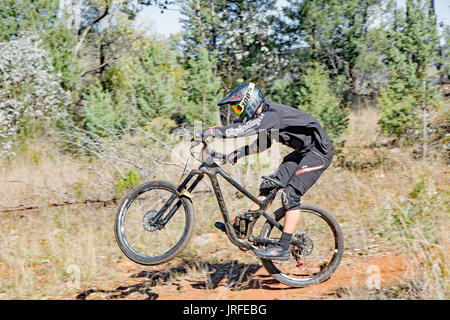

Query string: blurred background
0 0 448 300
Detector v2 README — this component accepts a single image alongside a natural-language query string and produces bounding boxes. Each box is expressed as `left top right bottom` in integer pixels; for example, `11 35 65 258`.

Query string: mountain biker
193 82 334 260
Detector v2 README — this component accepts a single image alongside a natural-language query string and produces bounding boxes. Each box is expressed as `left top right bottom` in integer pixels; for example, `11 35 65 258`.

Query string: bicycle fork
150 170 204 228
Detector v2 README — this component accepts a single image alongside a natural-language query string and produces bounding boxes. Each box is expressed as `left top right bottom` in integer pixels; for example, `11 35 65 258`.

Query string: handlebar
191 139 227 164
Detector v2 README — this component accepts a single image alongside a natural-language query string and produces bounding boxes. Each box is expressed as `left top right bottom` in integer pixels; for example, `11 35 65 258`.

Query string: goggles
231 103 244 115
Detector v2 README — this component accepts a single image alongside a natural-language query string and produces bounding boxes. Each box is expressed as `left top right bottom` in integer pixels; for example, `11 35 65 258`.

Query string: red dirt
75 253 410 300
159 254 409 300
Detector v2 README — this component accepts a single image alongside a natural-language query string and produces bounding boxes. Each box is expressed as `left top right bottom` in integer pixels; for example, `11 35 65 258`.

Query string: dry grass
0 107 448 299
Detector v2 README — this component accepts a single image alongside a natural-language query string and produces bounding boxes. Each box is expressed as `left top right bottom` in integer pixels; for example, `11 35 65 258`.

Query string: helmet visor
231 104 244 115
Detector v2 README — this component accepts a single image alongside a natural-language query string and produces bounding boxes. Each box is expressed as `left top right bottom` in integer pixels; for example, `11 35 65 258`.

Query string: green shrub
115 166 141 196
0 32 69 157
298 64 349 143
84 86 128 137
378 88 418 138
182 46 222 125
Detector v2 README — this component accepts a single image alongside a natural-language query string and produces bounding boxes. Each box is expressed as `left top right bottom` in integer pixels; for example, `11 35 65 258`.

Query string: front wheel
114 181 194 265
259 204 344 287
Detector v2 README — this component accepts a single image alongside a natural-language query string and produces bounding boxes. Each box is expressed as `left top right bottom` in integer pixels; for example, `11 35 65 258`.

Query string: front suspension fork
151 171 203 228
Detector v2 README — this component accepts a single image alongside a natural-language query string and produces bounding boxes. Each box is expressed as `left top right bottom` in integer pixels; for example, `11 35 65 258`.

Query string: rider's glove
192 127 214 141
192 130 203 141
226 147 246 165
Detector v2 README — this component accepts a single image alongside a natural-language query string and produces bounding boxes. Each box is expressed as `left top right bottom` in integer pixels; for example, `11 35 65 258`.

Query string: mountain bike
114 139 344 287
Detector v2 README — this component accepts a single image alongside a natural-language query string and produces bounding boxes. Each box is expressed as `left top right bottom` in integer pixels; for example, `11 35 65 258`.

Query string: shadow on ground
76 260 273 300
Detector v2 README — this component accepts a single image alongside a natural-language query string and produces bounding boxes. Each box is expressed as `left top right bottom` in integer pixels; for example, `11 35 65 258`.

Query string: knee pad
281 187 301 211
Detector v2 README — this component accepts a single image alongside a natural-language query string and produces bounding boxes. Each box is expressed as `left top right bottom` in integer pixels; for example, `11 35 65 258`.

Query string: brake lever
190 139 202 147
197 139 227 165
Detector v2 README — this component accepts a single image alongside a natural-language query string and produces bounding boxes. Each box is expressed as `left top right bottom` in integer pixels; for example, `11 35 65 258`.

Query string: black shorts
259 148 333 210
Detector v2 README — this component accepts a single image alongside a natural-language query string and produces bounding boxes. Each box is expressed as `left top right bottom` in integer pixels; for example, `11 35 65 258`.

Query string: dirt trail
75 253 410 300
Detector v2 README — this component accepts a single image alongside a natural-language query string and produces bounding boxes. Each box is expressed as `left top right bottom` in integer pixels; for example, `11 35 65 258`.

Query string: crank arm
249 236 278 246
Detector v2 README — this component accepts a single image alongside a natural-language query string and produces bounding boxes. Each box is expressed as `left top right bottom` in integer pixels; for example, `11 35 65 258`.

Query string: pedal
215 219 238 233
215 220 243 238
214 222 226 233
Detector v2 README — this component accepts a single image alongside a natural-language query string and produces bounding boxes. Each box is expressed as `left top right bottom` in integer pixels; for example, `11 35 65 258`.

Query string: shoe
254 244 290 261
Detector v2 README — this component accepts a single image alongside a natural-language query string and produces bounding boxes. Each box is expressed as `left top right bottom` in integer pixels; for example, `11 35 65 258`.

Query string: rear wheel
259 204 344 287
114 181 194 265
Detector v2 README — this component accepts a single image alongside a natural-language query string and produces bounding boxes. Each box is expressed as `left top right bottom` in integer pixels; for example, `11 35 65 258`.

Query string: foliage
265 78 303 108
179 0 277 87
377 0 442 141
0 0 59 42
441 26 450 83
0 0 448 157
280 0 382 106
378 177 447 249
77 38 186 138
40 26 81 92
298 64 349 142
0 33 69 157
83 85 127 137
127 40 184 121
115 166 141 196
378 88 418 137
182 46 222 125
377 177 449 298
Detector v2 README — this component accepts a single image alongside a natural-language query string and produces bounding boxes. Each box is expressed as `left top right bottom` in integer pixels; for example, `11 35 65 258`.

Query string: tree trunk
406 0 411 24
210 2 218 76
210 2 217 52
64 0 82 34
195 0 206 47
99 36 106 88
393 0 398 31
429 0 443 71
422 80 428 158
73 5 110 57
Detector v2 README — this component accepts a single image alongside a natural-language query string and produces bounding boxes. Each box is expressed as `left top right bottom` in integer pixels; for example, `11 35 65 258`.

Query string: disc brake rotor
142 210 159 232
291 232 314 258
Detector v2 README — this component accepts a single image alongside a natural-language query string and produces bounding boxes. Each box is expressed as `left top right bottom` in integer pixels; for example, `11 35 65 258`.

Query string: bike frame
152 154 284 251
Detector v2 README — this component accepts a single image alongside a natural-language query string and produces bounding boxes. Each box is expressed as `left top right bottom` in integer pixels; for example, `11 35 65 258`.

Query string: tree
179 0 277 88
40 25 80 91
298 63 348 143
60 0 177 87
0 0 60 42
0 33 69 157
441 26 450 84
279 0 382 107
83 85 126 136
182 46 222 125
377 0 442 155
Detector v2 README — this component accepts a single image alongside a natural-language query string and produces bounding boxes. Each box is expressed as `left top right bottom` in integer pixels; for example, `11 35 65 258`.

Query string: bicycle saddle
261 176 286 189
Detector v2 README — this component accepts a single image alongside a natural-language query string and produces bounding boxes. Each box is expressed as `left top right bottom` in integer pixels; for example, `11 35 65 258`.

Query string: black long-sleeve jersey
209 100 334 155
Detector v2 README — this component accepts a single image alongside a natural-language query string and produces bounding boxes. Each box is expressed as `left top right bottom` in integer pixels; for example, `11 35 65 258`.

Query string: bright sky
135 0 450 37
